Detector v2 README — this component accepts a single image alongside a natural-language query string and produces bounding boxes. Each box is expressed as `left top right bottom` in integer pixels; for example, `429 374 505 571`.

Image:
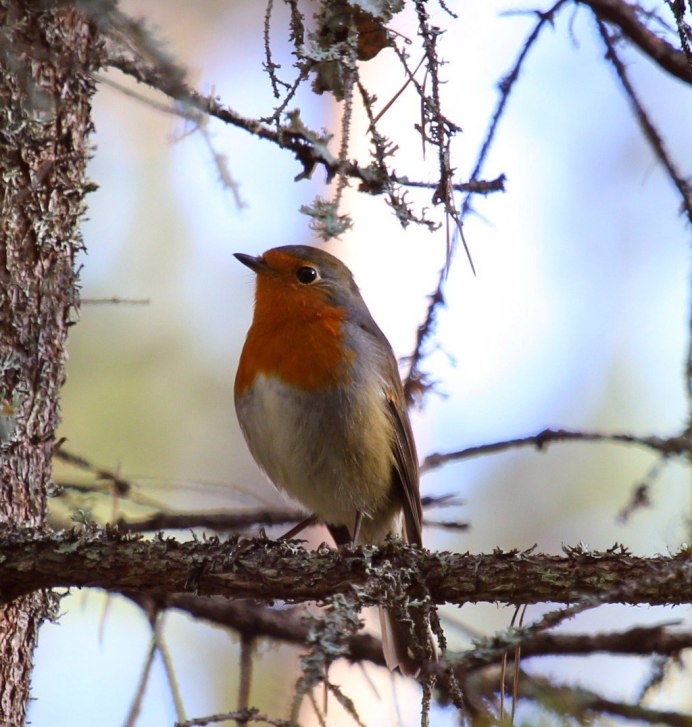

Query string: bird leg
279 513 318 540
351 511 363 546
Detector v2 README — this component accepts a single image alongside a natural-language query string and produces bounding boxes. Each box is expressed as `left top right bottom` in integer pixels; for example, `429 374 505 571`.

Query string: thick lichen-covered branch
0 529 689 607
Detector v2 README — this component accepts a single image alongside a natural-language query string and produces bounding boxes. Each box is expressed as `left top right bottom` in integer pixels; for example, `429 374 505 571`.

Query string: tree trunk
0 3 96 723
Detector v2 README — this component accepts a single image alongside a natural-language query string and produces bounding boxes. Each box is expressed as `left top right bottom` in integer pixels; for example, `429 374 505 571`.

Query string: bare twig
115 508 307 534
595 17 692 225
259 61 313 126
501 622 692 659
515 673 692 726
177 709 292 727
81 297 151 305
421 427 692 472
617 456 670 522
54 445 132 496
355 79 438 230
123 628 157 727
236 635 254 726
403 2 568 403
370 53 426 126
98 69 244 206
456 666 692 727
423 519 468 531
155 616 187 723
637 654 674 703
95 70 189 117
453 589 615 676
390 173 506 194
262 0 288 99
577 0 692 83
111 494 461 533
412 1 469 270
191 116 246 209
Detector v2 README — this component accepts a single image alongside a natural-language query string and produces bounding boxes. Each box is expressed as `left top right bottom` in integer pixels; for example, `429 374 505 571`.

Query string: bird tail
380 606 436 677
327 521 437 675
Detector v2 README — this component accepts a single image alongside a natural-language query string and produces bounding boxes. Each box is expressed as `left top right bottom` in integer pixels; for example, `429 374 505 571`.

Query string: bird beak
234 253 271 275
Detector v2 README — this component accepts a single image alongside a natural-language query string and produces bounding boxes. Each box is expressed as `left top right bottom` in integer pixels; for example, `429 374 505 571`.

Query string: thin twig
436 567 671 677
403 2 568 403
95 71 190 117
236 635 254 726
114 494 462 533
370 53 426 126
391 173 506 194
81 297 151 305
54 445 132 496
123 631 158 727
577 0 692 82
98 69 244 208
259 61 313 126
412 2 469 271
155 615 187 723
595 17 692 224
515 673 692 726
421 427 691 472
356 80 439 231
115 508 306 533
177 709 292 727
333 54 356 212
617 455 670 522
262 0 288 99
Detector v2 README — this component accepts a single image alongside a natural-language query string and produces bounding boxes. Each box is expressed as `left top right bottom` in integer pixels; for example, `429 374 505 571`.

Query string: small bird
234 245 430 674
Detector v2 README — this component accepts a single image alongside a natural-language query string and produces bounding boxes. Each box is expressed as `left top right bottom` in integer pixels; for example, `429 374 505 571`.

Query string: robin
234 244 431 675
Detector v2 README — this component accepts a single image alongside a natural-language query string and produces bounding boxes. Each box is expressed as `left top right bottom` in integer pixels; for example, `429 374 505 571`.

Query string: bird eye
296 266 318 284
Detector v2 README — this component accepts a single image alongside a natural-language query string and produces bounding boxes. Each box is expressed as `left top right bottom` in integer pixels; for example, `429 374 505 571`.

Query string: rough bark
0 530 689 607
0 3 96 723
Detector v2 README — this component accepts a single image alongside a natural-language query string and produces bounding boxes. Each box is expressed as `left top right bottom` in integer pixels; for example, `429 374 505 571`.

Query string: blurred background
30 1 690 725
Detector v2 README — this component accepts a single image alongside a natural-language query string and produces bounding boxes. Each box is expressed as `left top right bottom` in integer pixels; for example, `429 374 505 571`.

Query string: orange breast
235 274 354 394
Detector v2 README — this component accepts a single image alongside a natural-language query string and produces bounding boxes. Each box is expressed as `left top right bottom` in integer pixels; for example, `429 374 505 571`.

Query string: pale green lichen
300 197 353 240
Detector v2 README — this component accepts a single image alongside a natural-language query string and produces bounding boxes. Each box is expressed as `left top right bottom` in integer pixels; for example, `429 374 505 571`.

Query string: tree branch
528 683 691 726
1 530 689 607
452 668 692 727
421 427 691 472
136 594 389 666
504 622 692 658
148 593 692 726
112 495 465 534
115 508 306 534
595 15 692 225
137 595 691 668
576 0 692 83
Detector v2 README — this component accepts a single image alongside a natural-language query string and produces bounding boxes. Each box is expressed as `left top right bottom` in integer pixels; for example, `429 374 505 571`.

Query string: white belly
235 373 399 541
